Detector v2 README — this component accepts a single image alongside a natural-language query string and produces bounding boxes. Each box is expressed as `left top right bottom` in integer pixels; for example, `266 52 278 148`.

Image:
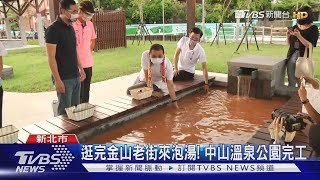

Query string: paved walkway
3 73 137 129
3 71 227 129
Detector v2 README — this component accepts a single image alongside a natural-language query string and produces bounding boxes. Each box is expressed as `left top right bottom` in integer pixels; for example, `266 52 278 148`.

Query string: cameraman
271 78 320 157
298 77 320 124
298 77 320 157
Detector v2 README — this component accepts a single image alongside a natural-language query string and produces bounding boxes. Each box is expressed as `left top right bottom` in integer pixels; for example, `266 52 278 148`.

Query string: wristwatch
302 99 309 104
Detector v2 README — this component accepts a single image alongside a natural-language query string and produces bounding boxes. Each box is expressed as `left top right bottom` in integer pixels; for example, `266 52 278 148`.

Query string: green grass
3 41 320 93
27 39 39 45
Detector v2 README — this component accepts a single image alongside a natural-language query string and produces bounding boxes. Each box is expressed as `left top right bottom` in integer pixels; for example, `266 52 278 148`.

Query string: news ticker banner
0 134 319 178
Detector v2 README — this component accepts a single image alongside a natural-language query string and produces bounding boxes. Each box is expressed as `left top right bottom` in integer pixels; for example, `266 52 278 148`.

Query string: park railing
92 10 126 51
126 23 320 45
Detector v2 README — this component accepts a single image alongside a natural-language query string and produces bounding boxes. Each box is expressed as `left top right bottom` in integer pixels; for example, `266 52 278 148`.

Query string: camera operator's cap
80 0 95 15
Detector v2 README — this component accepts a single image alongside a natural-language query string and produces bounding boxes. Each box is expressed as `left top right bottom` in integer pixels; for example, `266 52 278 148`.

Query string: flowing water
237 75 252 97
87 87 288 144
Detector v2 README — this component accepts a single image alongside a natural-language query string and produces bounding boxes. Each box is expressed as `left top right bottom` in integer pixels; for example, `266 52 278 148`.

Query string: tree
172 0 187 23
132 0 145 23
143 0 175 24
272 0 320 12
204 0 228 23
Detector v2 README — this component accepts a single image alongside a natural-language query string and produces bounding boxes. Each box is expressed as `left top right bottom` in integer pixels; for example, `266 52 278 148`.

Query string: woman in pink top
73 1 96 103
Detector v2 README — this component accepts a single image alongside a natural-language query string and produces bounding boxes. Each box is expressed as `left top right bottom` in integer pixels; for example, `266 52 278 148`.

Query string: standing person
286 6 319 87
0 42 7 128
173 27 209 92
127 44 178 108
46 0 86 115
73 1 96 103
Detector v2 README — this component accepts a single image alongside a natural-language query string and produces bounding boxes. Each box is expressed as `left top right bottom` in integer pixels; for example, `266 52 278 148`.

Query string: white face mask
70 13 79 22
150 58 163 65
81 13 94 22
84 16 92 21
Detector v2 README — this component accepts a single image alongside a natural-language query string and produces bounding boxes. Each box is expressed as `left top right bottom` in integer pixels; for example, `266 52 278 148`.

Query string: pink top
73 19 97 68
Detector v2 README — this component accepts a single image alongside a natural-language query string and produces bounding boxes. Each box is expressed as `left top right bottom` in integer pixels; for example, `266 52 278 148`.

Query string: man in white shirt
0 41 7 128
127 44 178 108
173 27 209 92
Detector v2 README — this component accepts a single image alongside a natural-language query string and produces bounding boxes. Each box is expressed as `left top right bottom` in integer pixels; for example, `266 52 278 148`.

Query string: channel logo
15 145 75 173
293 12 308 19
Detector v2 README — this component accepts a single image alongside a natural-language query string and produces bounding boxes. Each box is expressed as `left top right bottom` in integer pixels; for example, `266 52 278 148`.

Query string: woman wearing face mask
127 44 178 108
286 6 319 87
73 1 96 103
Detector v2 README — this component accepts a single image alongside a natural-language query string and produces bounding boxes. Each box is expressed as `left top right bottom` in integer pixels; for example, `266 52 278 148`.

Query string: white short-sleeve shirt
177 37 206 73
139 50 174 88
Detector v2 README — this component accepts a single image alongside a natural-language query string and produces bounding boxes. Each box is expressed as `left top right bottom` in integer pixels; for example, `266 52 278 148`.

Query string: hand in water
173 102 179 109
204 84 209 93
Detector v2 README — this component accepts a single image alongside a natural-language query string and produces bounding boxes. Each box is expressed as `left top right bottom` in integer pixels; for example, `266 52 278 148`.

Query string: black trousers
0 86 3 128
173 70 194 81
81 67 92 103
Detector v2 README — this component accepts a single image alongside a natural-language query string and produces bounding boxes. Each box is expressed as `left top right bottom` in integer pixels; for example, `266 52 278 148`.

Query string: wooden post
2 0 12 39
35 0 44 46
19 16 27 45
186 0 196 35
49 0 60 23
35 0 40 13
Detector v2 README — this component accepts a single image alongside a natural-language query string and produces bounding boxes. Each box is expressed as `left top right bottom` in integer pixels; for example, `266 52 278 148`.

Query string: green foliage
79 0 320 24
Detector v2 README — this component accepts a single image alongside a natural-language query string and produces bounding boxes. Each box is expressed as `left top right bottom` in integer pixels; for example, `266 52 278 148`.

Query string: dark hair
149 44 165 54
190 27 203 38
80 1 95 14
60 0 76 10
297 6 314 24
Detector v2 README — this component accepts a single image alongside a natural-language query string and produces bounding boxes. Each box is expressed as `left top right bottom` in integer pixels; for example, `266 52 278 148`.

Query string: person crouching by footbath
73 1 96 103
173 27 209 92
127 44 178 108
46 0 86 115
271 77 320 157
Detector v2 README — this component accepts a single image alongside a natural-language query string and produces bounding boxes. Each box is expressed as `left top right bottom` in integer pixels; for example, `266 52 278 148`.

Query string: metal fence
92 10 126 51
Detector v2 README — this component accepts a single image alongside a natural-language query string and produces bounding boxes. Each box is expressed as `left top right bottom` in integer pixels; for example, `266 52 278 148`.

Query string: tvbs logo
293 11 308 19
15 151 61 173
236 10 264 19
